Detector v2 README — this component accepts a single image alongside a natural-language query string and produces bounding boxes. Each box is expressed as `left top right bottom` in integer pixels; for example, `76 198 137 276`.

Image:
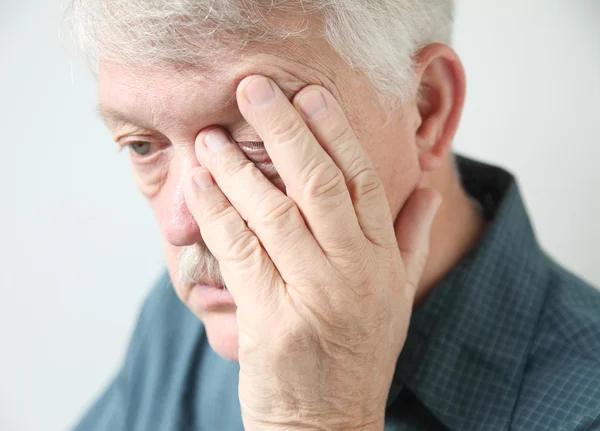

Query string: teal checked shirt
74 156 600 430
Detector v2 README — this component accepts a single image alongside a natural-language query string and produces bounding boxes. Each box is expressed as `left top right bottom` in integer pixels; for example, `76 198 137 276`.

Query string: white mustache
177 242 225 287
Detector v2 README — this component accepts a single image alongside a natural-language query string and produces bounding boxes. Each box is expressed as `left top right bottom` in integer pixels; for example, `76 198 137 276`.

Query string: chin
202 311 239 362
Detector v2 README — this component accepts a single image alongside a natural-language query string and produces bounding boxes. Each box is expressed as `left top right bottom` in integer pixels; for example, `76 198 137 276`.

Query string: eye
238 140 264 150
129 141 152 156
236 140 270 164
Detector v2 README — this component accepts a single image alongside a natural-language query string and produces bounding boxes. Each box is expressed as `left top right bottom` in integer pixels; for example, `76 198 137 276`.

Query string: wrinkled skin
184 77 441 429
99 33 474 429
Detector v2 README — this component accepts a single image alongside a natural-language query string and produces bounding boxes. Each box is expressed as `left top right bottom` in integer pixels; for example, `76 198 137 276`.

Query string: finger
236 75 364 255
182 166 281 308
292 85 395 247
194 127 326 282
394 188 443 293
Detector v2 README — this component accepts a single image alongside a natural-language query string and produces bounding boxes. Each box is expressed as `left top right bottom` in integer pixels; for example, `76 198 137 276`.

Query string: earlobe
412 44 466 172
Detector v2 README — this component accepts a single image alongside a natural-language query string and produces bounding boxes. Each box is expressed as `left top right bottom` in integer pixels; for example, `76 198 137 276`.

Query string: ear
411 43 466 172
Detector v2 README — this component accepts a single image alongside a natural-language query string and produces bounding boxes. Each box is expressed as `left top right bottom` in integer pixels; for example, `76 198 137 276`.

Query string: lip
191 283 236 310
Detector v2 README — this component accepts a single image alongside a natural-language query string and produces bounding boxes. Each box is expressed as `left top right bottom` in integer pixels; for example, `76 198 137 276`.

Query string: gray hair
67 0 454 108
177 242 225 288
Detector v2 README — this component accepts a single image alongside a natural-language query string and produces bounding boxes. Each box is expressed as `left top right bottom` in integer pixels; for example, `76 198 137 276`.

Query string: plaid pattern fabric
384 156 600 430
73 156 600 431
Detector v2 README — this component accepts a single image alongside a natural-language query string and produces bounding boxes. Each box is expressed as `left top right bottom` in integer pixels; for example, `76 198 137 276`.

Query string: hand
184 75 442 430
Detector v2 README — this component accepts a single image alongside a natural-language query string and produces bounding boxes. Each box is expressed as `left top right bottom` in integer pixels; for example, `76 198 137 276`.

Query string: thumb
394 188 443 293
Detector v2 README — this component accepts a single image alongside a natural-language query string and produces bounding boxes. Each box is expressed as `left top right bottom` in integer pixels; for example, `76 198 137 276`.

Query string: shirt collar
387 156 550 430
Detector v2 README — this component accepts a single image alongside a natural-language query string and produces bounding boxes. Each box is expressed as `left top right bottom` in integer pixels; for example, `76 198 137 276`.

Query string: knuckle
327 235 370 264
327 121 354 149
347 165 382 198
225 230 263 265
220 157 254 179
257 193 301 226
320 118 384 200
304 161 347 200
270 115 306 146
203 199 235 223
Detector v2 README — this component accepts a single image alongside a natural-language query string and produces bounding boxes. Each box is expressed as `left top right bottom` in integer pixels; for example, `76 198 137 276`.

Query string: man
70 0 600 430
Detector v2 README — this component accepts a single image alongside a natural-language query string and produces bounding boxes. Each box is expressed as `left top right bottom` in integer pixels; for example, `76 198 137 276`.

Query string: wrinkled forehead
98 60 238 128
97 50 333 133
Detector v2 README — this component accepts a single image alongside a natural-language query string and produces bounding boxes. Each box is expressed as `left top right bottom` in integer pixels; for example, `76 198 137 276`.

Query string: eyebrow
96 105 145 129
96 84 299 129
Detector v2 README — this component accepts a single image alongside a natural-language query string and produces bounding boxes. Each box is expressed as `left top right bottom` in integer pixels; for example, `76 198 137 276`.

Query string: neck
413 156 486 306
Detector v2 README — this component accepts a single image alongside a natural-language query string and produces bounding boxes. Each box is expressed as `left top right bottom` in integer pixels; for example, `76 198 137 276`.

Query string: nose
161 147 203 247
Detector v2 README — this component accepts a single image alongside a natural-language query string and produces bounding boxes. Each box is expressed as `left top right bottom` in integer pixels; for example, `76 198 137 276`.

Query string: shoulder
122 271 206 428
513 260 600 430
73 271 206 430
542 262 600 359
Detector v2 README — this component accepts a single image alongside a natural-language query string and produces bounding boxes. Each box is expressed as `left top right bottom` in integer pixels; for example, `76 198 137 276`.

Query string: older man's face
98 40 421 361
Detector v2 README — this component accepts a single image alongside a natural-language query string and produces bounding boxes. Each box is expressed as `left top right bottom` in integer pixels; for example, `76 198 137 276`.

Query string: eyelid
117 138 171 162
115 126 167 142
236 140 264 148
117 135 162 150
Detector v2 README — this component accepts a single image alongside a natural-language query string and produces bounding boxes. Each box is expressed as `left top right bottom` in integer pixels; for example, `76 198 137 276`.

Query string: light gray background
1 1 599 430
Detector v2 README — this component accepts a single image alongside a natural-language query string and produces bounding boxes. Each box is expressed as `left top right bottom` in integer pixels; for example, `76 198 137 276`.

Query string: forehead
99 62 234 131
97 52 334 135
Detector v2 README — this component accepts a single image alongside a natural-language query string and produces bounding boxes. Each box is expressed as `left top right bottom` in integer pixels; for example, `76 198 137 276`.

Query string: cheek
147 154 198 297
136 153 181 291
130 149 171 199
340 83 421 212
357 124 421 213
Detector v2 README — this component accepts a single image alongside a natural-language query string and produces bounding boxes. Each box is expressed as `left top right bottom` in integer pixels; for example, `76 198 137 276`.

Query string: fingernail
193 168 215 190
205 129 231 152
245 77 275 107
298 89 327 119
